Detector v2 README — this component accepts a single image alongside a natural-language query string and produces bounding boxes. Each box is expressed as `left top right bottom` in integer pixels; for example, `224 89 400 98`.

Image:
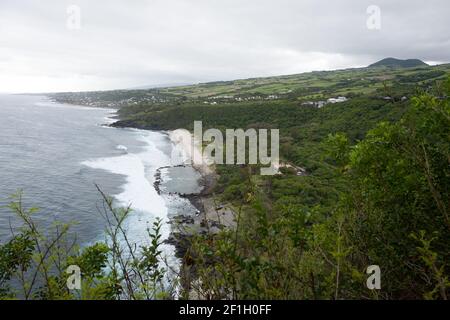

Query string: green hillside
47 64 450 300
52 62 449 106
368 57 429 68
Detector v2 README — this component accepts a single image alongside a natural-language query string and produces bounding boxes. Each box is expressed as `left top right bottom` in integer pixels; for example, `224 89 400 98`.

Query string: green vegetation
7 65 450 300
368 57 429 68
52 62 450 105
0 190 171 300
186 77 450 300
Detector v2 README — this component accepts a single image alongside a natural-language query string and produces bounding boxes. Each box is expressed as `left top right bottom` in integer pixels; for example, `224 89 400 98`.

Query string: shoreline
111 118 236 296
154 130 220 257
45 97 228 257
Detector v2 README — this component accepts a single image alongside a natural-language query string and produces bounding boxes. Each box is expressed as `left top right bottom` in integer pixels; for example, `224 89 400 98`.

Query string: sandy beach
162 129 236 258
168 129 213 175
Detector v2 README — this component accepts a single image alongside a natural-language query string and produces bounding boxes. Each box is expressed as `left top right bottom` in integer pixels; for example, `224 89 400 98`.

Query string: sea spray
82 130 178 268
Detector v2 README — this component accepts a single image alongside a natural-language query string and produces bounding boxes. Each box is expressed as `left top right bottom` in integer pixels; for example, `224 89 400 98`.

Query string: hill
46 60 450 300
51 62 449 107
368 57 428 68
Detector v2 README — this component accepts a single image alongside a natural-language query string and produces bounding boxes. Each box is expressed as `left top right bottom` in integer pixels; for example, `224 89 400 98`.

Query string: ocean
0 94 198 265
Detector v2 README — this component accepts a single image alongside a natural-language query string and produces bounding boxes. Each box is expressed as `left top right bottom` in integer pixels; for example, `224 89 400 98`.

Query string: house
327 96 348 104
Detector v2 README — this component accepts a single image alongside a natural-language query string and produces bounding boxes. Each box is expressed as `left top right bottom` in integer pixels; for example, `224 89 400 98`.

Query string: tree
329 77 450 299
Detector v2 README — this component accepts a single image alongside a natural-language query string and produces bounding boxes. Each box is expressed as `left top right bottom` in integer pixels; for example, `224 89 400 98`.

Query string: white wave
82 131 173 246
35 102 57 108
34 101 116 113
82 130 187 287
102 113 117 125
159 167 172 182
116 145 128 152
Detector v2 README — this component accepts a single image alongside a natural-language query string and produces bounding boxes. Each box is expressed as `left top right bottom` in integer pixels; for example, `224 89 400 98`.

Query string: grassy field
157 64 450 99
51 63 450 107
46 62 450 300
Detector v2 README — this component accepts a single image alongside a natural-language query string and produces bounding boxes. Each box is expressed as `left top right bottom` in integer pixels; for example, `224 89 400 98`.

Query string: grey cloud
0 0 448 92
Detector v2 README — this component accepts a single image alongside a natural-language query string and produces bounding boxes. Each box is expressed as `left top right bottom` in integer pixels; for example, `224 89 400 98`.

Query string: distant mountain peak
368 57 428 68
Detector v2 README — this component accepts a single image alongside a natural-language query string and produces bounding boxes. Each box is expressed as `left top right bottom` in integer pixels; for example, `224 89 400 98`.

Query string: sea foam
82 131 172 245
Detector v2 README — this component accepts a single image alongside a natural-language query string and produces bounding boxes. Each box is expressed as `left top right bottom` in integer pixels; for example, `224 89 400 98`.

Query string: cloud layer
0 0 449 92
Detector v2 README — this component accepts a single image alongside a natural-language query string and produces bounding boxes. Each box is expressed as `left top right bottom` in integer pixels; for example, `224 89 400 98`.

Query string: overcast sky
0 0 449 93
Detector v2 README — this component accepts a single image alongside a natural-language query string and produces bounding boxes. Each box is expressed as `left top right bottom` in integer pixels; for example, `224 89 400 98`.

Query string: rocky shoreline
154 163 239 297
111 121 236 295
153 164 220 258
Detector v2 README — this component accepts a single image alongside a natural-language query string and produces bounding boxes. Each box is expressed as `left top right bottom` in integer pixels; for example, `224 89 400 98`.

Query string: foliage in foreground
0 189 169 300
1 78 449 300
187 79 449 300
